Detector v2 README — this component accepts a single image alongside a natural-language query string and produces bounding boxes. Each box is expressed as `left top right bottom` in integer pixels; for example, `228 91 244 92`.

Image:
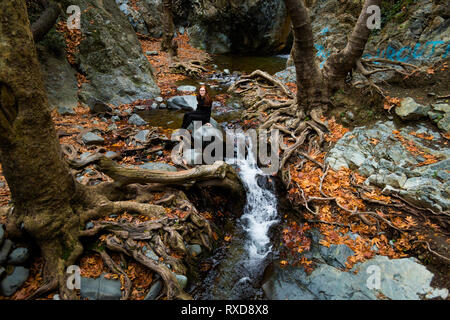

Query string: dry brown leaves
285 118 428 270
392 130 439 167
138 33 212 97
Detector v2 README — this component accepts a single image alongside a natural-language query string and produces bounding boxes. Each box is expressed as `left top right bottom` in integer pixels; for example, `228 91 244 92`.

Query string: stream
192 133 280 300
141 54 287 299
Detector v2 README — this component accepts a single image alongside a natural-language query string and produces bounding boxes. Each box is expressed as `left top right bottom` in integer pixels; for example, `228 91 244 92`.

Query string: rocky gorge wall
36 0 160 114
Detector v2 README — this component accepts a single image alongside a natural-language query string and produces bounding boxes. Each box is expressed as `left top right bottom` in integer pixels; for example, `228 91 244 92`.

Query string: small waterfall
195 131 280 299
226 132 279 267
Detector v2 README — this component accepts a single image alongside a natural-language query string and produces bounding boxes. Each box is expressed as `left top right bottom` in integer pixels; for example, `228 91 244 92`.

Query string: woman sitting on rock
181 85 213 129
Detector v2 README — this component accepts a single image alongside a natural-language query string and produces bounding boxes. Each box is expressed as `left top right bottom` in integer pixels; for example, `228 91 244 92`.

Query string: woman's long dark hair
196 85 212 106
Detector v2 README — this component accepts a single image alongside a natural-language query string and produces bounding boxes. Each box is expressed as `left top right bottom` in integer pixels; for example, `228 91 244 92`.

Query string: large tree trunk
283 0 326 113
322 0 381 87
0 0 85 297
284 0 380 114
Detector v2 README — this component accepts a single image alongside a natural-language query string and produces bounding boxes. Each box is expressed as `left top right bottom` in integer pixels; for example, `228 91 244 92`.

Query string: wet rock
82 132 105 146
175 274 188 289
318 244 355 269
0 266 4 278
107 123 118 131
86 222 94 230
0 239 13 264
145 51 158 56
111 115 120 122
80 152 93 161
53 294 61 300
0 266 29 297
158 103 166 109
263 254 448 300
105 151 119 159
144 280 162 300
134 129 150 144
395 98 430 120
142 246 159 261
437 113 450 133
91 100 113 114
134 105 148 111
177 85 197 93
7 248 29 265
167 95 198 110
187 244 202 257
38 43 78 116
274 66 296 84
155 97 164 103
223 69 230 75
80 275 122 300
128 114 148 126
137 162 177 172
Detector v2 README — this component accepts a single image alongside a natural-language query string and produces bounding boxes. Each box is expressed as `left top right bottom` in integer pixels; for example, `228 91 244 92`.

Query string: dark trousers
181 111 210 129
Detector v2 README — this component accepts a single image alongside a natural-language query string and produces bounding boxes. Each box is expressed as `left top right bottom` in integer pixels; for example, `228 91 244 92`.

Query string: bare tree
0 0 243 299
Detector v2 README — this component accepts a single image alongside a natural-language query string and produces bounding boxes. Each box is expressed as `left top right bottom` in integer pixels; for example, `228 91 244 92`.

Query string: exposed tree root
169 60 208 77
14 159 244 300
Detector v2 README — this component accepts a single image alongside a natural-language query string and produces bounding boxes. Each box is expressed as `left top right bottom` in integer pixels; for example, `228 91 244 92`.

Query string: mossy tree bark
0 0 86 298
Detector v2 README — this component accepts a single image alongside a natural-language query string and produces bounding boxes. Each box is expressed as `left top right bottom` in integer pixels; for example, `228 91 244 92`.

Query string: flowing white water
226 133 279 266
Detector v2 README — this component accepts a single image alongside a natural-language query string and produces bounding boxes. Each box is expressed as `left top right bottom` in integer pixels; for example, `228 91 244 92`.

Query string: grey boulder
167 95 198 110
82 132 105 146
7 247 30 265
80 275 122 300
395 97 430 120
0 266 29 297
128 114 148 126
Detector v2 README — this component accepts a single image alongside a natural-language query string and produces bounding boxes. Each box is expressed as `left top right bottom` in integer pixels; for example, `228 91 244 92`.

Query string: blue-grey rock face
58 0 160 109
326 121 450 212
0 266 29 297
80 275 122 300
263 230 448 300
128 114 148 126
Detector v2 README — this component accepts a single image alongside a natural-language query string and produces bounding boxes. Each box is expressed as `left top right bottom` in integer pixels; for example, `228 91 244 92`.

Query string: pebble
187 244 202 257
85 222 94 230
175 274 188 289
0 266 29 297
7 247 29 265
144 280 163 300
128 114 148 126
